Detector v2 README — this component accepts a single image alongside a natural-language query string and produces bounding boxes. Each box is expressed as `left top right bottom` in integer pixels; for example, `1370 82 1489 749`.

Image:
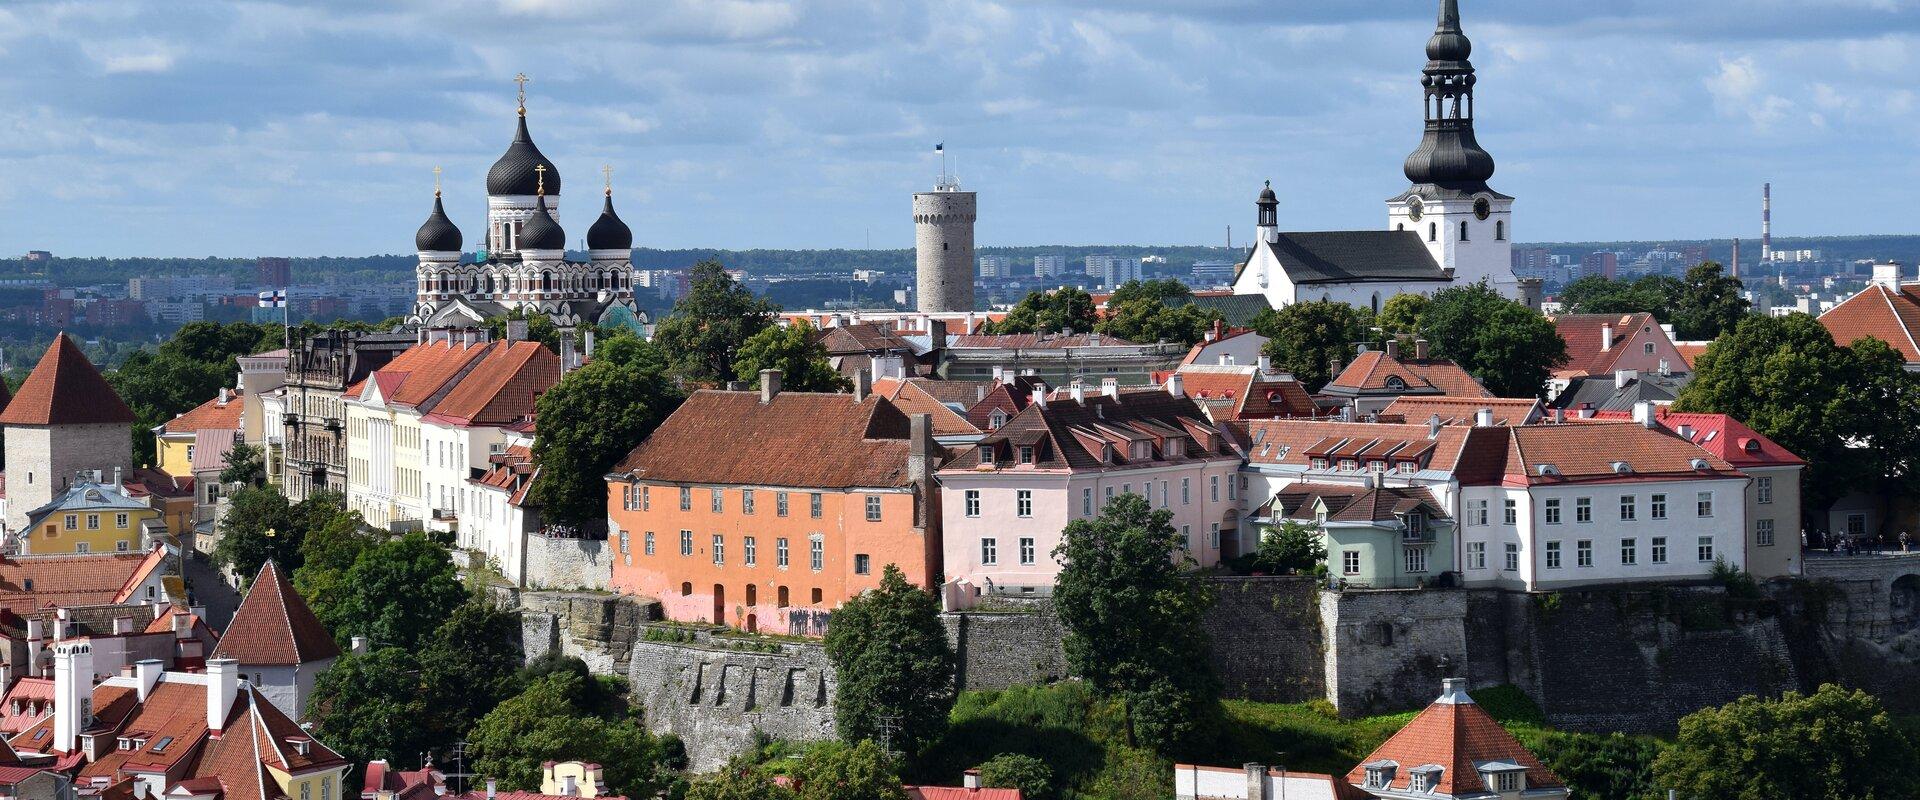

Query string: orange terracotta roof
1552 313 1658 377
1673 342 1710 369
211 561 339 667
1579 409 1804 468
1239 419 1477 473
614 391 923 489
160 390 244 436
906 787 1022 800
1457 421 1741 486
1324 350 1489 397
1348 684 1563 796
424 341 560 427
0 549 167 615
1382 397 1540 427
1820 283 1920 362
473 444 538 508
1174 366 1317 421
347 340 493 409
0 334 135 426
883 380 982 437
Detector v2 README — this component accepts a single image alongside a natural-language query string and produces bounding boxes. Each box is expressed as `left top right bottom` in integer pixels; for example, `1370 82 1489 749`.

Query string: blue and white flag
257 290 287 308
934 142 944 153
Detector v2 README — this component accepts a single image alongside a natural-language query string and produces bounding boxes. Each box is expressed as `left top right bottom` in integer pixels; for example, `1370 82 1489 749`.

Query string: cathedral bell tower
1386 0 1517 297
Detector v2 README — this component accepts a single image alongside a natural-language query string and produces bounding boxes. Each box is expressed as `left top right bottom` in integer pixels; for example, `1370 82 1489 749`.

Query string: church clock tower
1386 0 1517 298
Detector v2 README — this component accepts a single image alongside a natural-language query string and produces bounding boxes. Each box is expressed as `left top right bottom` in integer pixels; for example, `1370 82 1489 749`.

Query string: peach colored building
606 374 940 636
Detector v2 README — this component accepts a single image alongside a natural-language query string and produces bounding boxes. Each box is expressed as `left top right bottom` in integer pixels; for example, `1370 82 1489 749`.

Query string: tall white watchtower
914 167 977 314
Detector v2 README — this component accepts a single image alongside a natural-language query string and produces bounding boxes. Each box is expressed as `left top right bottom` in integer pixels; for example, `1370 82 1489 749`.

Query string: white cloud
79 38 178 74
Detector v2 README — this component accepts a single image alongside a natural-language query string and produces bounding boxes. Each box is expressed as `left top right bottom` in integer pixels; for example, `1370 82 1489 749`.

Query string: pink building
937 380 1242 608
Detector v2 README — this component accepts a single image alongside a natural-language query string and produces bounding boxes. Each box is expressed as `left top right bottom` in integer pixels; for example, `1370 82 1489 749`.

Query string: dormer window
1339 459 1357 471
291 738 312 756
1398 461 1417 475
1385 376 1408 390
1019 446 1035 464
1312 458 1329 470
1370 460 1386 473
1165 439 1185 458
1408 767 1443 792
1363 763 1397 789
1405 512 1426 539
1482 768 1525 793
980 447 994 467
1131 441 1152 460
989 410 1007 430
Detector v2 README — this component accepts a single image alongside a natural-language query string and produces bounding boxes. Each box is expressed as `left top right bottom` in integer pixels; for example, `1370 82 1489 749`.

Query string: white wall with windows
1457 476 1747 590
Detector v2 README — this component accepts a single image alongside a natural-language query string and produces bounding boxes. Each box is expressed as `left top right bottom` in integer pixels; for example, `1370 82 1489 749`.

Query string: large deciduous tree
1675 313 1920 518
1670 261 1751 341
794 741 908 800
1375 292 1429 336
1418 282 1567 398
1250 300 1372 390
467 671 686 799
985 288 1099 336
733 321 851 393
213 488 349 583
1557 274 1684 318
419 602 525 737
530 336 682 525
322 532 468 651
824 565 956 755
652 259 779 387
1096 294 1220 347
1051 493 1218 752
1652 684 1920 799
309 647 436 768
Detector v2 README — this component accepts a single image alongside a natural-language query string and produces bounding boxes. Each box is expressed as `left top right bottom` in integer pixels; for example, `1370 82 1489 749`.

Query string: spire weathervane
514 72 530 116
602 164 613 196
433 166 443 198
535 164 547 196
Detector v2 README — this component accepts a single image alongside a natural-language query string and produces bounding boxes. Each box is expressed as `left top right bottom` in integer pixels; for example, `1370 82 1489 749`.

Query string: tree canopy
1247 521 1326 577
1375 293 1429 336
467 670 686 798
733 321 851 393
1418 282 1567 398
107 321 284 465
419 601 525 737
985 288 1099 336
1675 313 1920 515
1051 493 1218 752
530 336 683 525
213 488 348 583
1670 262 1751 341
309 647 436 768
1250 300 1372 390
653 259 780 387
824 565 956 755
792 740 907 800
320 532 469 651
1095 290 1220 347
1653 684 1920 800
1557 274 1684 318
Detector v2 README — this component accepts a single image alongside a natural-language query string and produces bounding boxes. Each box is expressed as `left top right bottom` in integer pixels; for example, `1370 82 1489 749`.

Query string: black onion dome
1258 181 1278 204
1404 127 1496 187
587 193 633 250
486 115 562 196
415 195 463 252
1426 0 1471 64
518 194 566 250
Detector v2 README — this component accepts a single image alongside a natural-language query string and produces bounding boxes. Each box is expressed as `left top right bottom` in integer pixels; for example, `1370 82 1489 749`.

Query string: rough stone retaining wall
1319 588 1472 715
523 535 613 591
943 609 1068 691
628 631 836 771
517 591 655 676
1203 577 1325 703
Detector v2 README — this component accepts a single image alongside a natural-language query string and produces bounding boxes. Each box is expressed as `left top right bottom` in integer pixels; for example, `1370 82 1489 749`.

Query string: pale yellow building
19 476 161 555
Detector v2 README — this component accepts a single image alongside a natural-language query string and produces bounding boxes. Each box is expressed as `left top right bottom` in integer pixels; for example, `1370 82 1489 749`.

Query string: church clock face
1473 197 1491 220
1407 197 1424 221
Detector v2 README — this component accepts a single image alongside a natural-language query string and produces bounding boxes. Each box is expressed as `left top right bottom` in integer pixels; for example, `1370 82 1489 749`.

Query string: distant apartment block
1085 253 1141 286
1580 251 1618 281
1189 260 1235 287
1032 252 1068 278
256 257 292 288
978 254 1013 279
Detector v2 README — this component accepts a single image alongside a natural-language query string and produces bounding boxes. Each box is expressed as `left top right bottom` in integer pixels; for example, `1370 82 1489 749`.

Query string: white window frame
981 538 998 566
1019 537 1036 565
1651 493 1668 520
1467 541 1486 569
1756 518 1775 547
1619 495 1636 521
1757 476 1773 504
1620 538 1637 565
1545 541 1561 569
965 490 981 518
1652 536 1669 564
1697 491 1714 518
1505 543 1519 571
1342 550 1361 575
1016 490 1033 518
1576 539 1593 568
1698 536 1715 562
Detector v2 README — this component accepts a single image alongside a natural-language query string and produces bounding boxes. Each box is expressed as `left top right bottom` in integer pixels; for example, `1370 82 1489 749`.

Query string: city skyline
4 0 1920 257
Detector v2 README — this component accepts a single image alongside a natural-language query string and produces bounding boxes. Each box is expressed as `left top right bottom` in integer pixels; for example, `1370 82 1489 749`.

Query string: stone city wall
522 534 613 591
628 631 836 771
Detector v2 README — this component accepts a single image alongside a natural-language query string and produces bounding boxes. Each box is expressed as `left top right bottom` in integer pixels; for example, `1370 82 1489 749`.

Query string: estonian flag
257 290 287 308
934 142 944 153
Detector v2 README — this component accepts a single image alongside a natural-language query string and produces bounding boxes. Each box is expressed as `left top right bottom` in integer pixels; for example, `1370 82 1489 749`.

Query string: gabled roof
876 379 982 437
0 334 135 426
1381 397 1540 427
1237 419 1481 476
1820 282 1920 363
1551 312 1663 377
423 341 560 427
160 390 244 436
1323 350 1489 398
473 443 539 508
1240 230 1450 286
1172 365 1317 421
1456 421 1741 486
347 340 493 410
614 391 926 489
1268 483 1449 524
1580 409 1804 468
24 481 153 532
1176 293 1276 327
942 389 1234 472
1547 372 1689 413
821 323 915 355
211 561 340 667
1347 682 1563 797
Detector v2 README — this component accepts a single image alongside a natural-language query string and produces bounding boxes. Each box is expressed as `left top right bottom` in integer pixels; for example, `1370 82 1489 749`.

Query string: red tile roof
473 443 538 508
1820 283 1920 362
0 679 52 736
1381 397 1541 427
0 334 135 426
160 390 244 436
1580 409 1803 468
942 390 1234 472
348 340 493 409
211 561 340 666
876 380 981 437
948 332 1133 349
614 391 925 489
1673 342 1710 370
1173 365 1317 421
0 548 168 615
1348 683 1563 796
905 787 1023 800
423 341 560 427
1324 350 1489 397
1457 421 1741 486
1552 312 1659 377
1237 419 1478 474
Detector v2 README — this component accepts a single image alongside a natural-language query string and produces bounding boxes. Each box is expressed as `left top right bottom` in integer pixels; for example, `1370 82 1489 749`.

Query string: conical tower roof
212 560 342 666
0 333 135 426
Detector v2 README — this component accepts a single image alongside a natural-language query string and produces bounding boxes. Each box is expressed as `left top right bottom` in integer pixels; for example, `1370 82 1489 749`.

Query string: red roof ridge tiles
160 389 245 436
1820 282 1920 363
1325 350 1490 398
347 339 495 409
1347 680 1564 797
210 561 340 667
424 340 561 427
0 334 136 426
614 390 922 489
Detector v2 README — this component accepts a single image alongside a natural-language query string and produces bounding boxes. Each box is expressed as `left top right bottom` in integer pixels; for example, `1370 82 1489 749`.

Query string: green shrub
976 753 1054 800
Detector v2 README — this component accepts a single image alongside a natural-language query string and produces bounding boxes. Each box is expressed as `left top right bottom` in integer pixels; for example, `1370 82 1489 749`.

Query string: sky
4 0 1920 257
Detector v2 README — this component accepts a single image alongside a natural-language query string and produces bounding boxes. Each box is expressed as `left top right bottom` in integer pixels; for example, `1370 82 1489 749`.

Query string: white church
1232 0 1530 313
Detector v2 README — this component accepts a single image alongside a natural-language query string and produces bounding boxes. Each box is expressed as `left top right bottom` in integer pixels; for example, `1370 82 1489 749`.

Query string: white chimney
759 369 782 404
1872 262 1904 288
1166 373 1185 398
1069 381 1086 404
52 641 92 754
1632 401 1658 429
112 617 132 635
135 659 162 702
1601 323 1614 352
1427 413 1443 439
1101 377 1119 399
487 780 497 800
1615 369 1637 389
173 611 191 637
1218 354 1232 366
1032 384 1048 409
562 775 578 797
350 636 369 655
963 769 982 790
207 658 239 735
218 387 231 405
1475 408 1495 427
1258 354 1272 375
25 619 44 679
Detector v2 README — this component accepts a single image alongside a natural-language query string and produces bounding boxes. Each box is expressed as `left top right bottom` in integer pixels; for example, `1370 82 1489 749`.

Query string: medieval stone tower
913 179 976 313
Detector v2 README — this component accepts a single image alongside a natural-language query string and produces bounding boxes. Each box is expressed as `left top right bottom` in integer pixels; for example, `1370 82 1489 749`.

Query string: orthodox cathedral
1233 0 1534 312
408 78 648 331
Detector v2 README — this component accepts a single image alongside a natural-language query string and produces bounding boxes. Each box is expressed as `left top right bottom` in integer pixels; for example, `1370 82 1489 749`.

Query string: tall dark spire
1402 0 1495 194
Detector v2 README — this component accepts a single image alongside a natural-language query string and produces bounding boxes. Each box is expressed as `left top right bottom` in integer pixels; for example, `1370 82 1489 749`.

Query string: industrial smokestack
1762 183 1772 263
1731 238 1740 280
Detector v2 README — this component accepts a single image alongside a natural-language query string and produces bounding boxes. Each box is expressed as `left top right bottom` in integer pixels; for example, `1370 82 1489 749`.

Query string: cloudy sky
3 0 1919 257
